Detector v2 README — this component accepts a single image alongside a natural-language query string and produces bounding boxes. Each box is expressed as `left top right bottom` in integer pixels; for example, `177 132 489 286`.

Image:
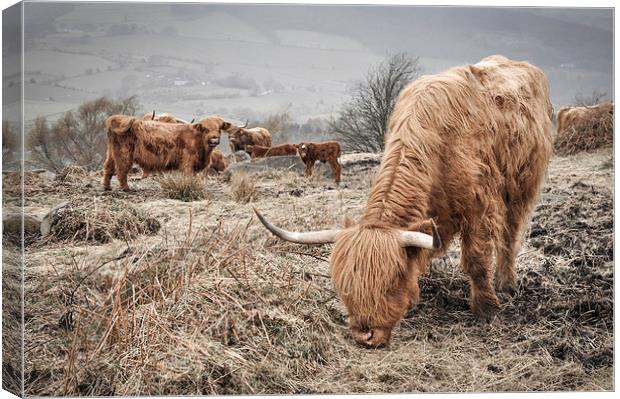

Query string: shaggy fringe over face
331 227 413 330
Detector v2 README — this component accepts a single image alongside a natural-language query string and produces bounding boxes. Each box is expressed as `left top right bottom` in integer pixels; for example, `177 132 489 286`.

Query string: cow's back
368 55 553 228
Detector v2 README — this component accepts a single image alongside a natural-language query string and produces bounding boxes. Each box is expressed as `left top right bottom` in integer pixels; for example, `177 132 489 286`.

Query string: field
2 148 613 395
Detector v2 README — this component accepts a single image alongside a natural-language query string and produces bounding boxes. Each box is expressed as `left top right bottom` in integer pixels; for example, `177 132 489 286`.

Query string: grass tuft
157 172 207 202
47 200 160 244
230 172 258 203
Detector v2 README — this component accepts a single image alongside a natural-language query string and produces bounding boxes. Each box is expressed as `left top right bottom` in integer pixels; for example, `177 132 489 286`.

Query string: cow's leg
115 149 134 191
328 158 342 183
460 228 500 323
304 161 314 177
141 168 152 179
102 150 115 190
179 156 195 176
496 165 547 295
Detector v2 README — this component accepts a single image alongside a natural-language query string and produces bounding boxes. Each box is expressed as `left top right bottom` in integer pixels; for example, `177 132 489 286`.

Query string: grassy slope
8 149 613 395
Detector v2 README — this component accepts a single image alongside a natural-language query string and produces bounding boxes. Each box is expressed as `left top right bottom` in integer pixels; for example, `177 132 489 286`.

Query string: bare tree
574 89 608 106
2 120 18 165
329 53 422 152
27 116 65 172
260 109 293 144
26 96 140 172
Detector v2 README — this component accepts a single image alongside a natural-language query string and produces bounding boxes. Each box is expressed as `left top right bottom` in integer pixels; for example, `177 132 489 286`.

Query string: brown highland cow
298 141 342 183
556 101 614 135
102 116 233 190
227 124 272 153
138 111 194 178
141 111 192 124
246 143 299 158
255 55 553 348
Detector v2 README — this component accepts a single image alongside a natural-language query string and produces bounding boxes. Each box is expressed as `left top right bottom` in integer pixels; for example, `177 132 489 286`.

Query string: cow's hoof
495 276 518 297
472 298 500 324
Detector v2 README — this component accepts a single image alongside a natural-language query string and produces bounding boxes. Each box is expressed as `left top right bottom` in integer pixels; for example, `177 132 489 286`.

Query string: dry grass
15 150 614 395
157 172 207 202
24 221 346 396
57 165 89 183
230 172 258 203
554 108 613 155
45 200 160 244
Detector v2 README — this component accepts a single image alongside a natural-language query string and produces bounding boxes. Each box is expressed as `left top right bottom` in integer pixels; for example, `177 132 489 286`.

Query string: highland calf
206 148 229 175
255 55 553 348
297 141 342 183
246 143 299 158
102 116 233 190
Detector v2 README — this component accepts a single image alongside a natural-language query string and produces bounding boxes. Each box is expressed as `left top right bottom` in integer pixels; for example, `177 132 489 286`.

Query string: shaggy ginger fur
556 101 614 135
298 141 342 183
330 55 553 348
227 126 272 153
138 112 188 179
246 143 299 158
102 116 231 190
141 112 181 124
206 148 229 175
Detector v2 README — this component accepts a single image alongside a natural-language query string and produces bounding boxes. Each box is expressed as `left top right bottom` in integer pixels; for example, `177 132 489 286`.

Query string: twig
272 249 329 262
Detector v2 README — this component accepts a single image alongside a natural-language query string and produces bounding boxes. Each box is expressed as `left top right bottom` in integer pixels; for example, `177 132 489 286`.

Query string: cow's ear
193 123 205 133
221 121 231 131
343 214 357 228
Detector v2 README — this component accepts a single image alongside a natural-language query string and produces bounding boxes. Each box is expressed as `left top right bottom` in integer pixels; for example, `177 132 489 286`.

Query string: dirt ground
2 148 613 395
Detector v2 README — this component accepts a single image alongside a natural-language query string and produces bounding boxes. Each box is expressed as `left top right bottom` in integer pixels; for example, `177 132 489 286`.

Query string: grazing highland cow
227 123 272 153
246 143 299 158
556 101 614 135
255 55 553 348
102 116 233 190
206 148 228 175
298 141 342 183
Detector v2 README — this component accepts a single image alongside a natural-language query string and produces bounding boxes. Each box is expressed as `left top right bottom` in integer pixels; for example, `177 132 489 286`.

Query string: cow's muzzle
351 327 392 349
208 139 220 148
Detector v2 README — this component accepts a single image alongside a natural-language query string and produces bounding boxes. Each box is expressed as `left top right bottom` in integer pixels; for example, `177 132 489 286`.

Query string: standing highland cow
138 111 194 178
141 111 193 124
102 116 234 190
297 141 342 183
255 55 553 348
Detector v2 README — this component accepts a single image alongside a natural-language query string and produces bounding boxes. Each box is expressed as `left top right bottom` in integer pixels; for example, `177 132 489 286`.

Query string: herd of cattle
101 55 613 348
102 111 342 190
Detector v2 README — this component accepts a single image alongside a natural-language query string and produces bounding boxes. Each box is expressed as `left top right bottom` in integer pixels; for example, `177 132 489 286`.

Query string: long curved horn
240 119 248 128
190 118 195 124
151 110 156 120
398 219 441 249
174 117 190 124
253 207 339 244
